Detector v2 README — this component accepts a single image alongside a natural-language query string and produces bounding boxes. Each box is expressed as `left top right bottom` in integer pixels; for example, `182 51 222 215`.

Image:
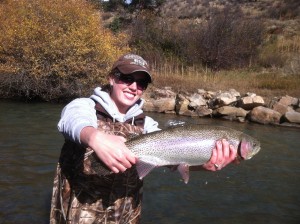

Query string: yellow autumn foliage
0 0 130 100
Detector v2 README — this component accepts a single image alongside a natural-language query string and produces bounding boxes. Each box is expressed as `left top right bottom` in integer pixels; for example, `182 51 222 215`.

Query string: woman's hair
108 68 120 77
102 68 120 93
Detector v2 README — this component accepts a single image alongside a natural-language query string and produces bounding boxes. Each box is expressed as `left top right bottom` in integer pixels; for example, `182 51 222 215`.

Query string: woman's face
109 72 149 114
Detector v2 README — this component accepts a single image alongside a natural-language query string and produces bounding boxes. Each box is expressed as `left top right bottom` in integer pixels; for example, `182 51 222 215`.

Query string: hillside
158 0 300 36
101 0 300 98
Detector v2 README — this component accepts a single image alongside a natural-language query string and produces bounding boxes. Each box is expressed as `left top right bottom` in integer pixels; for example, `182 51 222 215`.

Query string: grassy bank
151 65 300 101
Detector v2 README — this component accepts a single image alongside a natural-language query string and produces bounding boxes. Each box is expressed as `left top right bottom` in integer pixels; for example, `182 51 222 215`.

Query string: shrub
130 6 264 71
129 11 183 64
181 6 264 70
0 0 129 101
267 0 300 20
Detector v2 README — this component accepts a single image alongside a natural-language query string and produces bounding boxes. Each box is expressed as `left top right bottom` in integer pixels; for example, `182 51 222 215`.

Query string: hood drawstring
131 116 135 125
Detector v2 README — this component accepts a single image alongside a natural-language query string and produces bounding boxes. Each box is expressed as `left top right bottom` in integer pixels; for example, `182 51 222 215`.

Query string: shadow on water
0 102 299 224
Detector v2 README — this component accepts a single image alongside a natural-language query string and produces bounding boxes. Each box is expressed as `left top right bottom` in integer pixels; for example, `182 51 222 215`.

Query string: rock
181 110 199 117
238 95 265 110
278 95 299 107
205 91 216 99
175 97 190 115
144 98 176 113
150 87 176 99
195 106 212 117
212 89 240 108
213 106 248 118
248 106 282 125
197 89 206 95
143 87 176 113
272 102 294 115
283 111 300 124
245 92 257 97
267 97 280 109
187 93 207 109
142 87 300 128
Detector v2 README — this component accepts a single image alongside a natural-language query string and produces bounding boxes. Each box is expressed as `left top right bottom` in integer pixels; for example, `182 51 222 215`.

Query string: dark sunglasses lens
136 80 148 90
117 74 148 90
117 75 133 84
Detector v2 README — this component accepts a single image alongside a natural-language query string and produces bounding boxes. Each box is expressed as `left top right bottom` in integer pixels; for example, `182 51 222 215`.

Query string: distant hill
160 0 299 20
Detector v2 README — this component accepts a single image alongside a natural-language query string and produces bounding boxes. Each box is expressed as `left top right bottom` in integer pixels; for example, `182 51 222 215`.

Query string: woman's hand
202 139 237 171
80 127 137 173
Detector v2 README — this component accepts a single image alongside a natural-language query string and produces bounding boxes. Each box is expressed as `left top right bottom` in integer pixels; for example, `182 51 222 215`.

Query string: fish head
239 135 261 160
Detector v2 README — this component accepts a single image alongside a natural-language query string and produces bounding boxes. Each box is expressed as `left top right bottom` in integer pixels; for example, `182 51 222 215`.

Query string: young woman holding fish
50 54 237 224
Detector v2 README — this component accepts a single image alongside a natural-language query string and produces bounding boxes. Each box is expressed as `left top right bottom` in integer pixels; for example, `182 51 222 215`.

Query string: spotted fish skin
126 124 261 183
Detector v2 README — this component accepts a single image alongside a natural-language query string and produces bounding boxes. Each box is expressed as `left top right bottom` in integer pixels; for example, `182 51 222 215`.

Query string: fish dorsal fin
177 163 190 184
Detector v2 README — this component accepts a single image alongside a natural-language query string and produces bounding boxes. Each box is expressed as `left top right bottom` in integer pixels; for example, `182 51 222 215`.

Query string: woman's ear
109 76 114 86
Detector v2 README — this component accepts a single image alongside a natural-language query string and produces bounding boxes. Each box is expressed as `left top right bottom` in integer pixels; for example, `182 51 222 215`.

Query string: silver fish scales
126 124 261 183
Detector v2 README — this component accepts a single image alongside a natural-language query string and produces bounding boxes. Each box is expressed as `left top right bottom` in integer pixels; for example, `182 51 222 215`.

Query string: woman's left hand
202 139 238 171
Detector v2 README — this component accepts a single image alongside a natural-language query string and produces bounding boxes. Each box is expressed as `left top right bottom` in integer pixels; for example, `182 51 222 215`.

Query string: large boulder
195 106 213 117
248 106 281 124
238 93 265 110
278 95 299 107
187 93 207 109
283 111 300 124
271 95 299 115
210 89 240 108
175 92 210 117
213 106 248 122
143 87 176 113
272 102 294 115
144 98 176 113
175 95 191 115
213 106 248 118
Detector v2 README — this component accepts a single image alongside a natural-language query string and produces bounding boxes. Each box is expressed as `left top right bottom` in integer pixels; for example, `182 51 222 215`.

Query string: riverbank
142 86 300 128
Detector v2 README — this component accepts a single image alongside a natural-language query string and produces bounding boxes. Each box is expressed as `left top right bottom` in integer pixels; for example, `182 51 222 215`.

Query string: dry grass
151 64 300 100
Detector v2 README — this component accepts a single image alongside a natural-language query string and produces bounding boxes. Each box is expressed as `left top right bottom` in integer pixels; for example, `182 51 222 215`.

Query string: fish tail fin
177 163 190 184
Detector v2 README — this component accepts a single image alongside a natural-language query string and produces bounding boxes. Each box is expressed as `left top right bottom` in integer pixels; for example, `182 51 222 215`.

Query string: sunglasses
114 72 149 90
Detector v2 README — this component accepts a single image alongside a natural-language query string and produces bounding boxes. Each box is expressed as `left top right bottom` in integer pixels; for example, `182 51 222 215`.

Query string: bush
267 0 300 20
0 0 129 101
129 6 264 71
129 11 183 64
181 6 264 70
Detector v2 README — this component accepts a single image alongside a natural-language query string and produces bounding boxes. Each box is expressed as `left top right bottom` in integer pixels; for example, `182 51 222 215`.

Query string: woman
50 54 237 224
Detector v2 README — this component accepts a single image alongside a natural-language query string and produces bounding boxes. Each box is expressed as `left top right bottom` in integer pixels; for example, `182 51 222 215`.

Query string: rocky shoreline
143 87 300 128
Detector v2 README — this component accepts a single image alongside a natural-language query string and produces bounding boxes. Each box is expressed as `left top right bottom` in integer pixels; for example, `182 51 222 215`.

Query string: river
0 100 299 224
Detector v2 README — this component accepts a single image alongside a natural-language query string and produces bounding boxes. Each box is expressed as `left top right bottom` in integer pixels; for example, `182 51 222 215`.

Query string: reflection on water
0 101 299 224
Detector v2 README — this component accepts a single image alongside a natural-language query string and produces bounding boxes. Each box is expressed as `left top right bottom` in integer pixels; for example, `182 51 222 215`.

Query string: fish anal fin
177 163 190 184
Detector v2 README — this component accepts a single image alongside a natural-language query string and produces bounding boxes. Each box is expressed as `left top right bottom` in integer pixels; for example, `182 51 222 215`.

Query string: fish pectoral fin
135 160 157 180
177 163 190 184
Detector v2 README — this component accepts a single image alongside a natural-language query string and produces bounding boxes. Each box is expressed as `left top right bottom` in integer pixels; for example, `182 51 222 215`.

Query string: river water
0 100 299 224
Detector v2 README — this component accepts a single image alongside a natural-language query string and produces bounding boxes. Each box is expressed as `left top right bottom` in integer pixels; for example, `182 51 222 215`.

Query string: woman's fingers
90 132 137 173
202 139 238 172
215 140 224 168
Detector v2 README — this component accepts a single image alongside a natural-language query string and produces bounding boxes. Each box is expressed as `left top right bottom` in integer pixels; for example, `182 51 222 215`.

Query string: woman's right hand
80 127 137 173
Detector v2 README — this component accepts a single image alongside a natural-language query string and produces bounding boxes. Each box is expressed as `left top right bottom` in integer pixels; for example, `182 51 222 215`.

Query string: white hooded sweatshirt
58 87 160 144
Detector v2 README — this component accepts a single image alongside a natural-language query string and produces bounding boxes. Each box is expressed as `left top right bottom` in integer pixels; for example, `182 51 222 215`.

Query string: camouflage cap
112 53 152 83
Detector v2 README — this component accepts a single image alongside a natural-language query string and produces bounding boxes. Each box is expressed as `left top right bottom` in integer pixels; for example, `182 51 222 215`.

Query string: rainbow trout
126 124 260 183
